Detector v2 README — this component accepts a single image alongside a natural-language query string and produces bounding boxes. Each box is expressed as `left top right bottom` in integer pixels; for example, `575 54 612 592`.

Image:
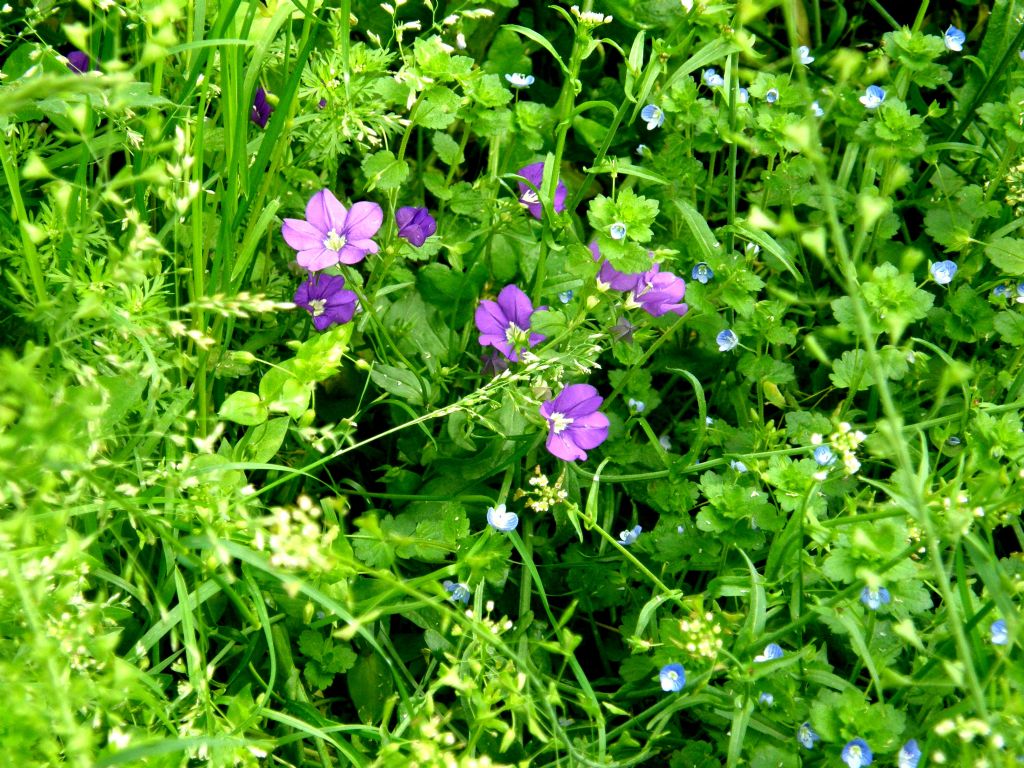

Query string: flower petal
496 284 535 329
337 243 372 265
546 429 587 461
282 218 325 252
344 201 384 241
296 248 339 271
305 189 345 233
567 411 610 449
553 384 604 418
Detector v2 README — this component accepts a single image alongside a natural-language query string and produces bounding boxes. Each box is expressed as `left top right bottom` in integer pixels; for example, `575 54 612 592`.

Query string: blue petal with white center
640 104 665 130
841 738 873 768
659 663 686 692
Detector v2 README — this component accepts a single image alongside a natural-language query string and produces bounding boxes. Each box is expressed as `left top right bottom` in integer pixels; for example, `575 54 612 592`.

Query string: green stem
0 139 47 311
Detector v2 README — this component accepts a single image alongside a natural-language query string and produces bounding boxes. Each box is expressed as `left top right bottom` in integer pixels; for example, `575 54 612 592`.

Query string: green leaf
416 86 462 130
238 416 290 463
674 199 719 262
985 237 1024 274
432 131 462 165
218 391 268 426
361 150 409 192
994 310 1024 345
347 652 394 724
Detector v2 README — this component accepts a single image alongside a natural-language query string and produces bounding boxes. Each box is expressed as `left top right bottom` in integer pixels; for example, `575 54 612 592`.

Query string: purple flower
610 316 636 344
293 273 358 330
251 86 272 128
539 384 610 462
395 206 437 247
281 189 384 271
590 241 642 292
481 351 510 377
65 50 91 74
516 162 568 220
659 663 686 692
475 284 545 362
318 98 327 109
626 264 688 317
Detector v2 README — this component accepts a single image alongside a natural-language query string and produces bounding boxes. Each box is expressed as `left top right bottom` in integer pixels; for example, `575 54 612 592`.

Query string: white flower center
308 299 326 317
505 322 530 349
549 411 574 434
323 230 347 251
520 190 540 205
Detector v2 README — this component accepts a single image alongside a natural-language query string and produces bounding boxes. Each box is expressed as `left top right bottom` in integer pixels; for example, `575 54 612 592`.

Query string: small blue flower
860 586 892 610
754 643 783 662
610 222 627 240
703 68 725 88
1017 283 1024 302
659 435 672 451
991 618 1009 645
898 740 922 768
798 722 820 750
487 503 519 532
505 73 535 88
443 580 471 604
659 662 686 692
758 692 774 706
717 329 739 352
691 262 714 284
842 738 873 768
930 260 957 285
641 104 665 130
705 416 714 426
730 460 748 473
737 87 749 104
636 144 649 157
813 445 836 466
797 45 814 65
811 100 824 117
765 88 779 104
946 435 961 447
993 284 1009 298
860 85 886 109
619 524 642 545
944 25 966 52
628 398 646 413
558 290 574 304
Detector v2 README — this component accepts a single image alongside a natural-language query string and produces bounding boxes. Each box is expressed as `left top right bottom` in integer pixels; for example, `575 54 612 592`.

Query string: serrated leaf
361 150 409 192
416 86 461 130
433 131 462 165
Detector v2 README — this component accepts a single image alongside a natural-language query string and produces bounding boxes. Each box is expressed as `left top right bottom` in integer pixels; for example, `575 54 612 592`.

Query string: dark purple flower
66 50 91 74
610 317 636 344
516 162 568 220
482 351 510 377
395 206 437 247
318 98 327 109
539 384 610 462
590 240 642 292
293 273 358 330
627 264 688 317
282 189 384 270
475 284 545 362
251 86 272 128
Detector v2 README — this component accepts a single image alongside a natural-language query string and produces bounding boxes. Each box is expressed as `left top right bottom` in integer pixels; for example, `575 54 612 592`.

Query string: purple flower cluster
282 189 436 331
591 242 688 318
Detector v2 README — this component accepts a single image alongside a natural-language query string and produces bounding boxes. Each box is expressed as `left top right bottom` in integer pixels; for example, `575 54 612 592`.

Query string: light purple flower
991 618 1009 645
281 189 384 270
251 86 272 128
626 264 688 317
539 384 610 462
591 241 642 292
486 503 519 532
798 722 819 749
860 586 892 610
619 524 642 545
841 738 873 768
293 273 358 330
395 206 437 247
754 643 783 662
475 284 545 362
443 580 470 604
66 50 91 74
898 740 921 768
517 162 567 220
659 663 685 692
